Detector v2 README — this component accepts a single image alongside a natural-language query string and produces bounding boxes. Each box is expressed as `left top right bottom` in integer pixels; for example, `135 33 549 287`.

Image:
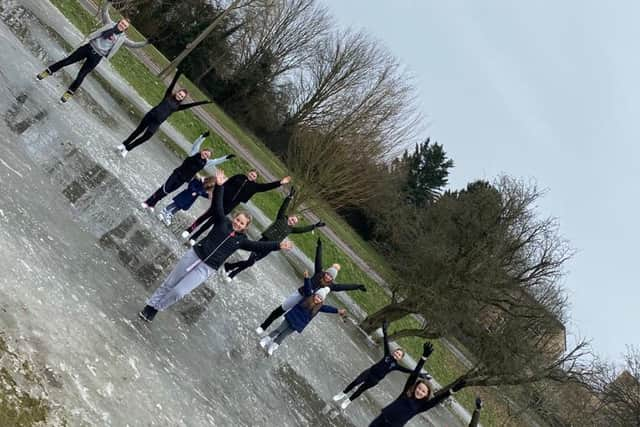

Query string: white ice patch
128 357 140 380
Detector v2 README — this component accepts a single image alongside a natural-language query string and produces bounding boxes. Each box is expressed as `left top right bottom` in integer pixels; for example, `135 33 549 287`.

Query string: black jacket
368 323 415 381
296 239 365 295
173 154 207 181
221 174 282 214
193 184 280 269
148 71 210 123
261 195 316 242
376 356 453 427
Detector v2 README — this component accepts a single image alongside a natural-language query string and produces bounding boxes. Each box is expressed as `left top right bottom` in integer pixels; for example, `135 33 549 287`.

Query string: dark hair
175 88 188 99
406 380 432 400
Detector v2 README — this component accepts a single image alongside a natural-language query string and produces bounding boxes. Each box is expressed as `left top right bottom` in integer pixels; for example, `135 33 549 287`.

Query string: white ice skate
189 239 196 246
181 230 190 239
340 399 351 410
266 342 279 356
259 336 271 349
140 202 154 212
332 392 347 402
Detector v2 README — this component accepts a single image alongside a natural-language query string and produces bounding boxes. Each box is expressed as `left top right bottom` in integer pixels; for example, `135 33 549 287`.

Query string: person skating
332 320 430 410
256 238 366 334
368 342 467 427
181 169 291 245
36 0 151 103
138 170 293 322
469 397 483 427
115 70 211 157
140 131 234 212
158 176 215 226
259 271 346 356
221 187 325 282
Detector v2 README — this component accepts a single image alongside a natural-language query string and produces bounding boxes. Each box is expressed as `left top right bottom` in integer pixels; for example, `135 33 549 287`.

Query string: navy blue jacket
285 277 338 333
172 178 208 210
375 357 453 427
193 184 281 269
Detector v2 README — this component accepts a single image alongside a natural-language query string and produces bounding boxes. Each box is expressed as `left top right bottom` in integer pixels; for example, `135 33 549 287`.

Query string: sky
321 0 639 362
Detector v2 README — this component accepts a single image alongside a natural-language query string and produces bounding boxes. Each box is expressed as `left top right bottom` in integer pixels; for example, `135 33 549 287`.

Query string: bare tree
229 0 331 80
591 347 640 426
157 0 264 78
283 29 421 156
285 127 384 213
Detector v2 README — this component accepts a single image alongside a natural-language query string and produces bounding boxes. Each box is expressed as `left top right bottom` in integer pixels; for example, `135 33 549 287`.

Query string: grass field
46 1 517 424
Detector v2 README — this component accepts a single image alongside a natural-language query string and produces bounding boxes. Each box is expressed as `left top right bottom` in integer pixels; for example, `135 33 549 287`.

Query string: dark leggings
145 172 186 207
187 213 216 240
343 370 379 401
260 305 285 330
369 415 392 427
224 239 270 278
48 43 102 92
122 113 162 151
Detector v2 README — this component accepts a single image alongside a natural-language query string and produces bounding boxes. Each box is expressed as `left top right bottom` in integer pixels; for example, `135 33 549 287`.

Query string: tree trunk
359 303 414 333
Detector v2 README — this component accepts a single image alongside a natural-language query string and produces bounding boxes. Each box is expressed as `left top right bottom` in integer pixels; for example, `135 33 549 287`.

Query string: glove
315 221 326 227
422 341 433 358
382 319 388 330
202 130 211 138
226 154 236 159
357 285 367 292
147 36 159 44
288 187 296 198
475 397 483 410
451 378 466 392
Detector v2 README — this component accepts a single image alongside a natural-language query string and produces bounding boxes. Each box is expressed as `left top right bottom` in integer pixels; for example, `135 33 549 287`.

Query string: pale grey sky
322 0 639 362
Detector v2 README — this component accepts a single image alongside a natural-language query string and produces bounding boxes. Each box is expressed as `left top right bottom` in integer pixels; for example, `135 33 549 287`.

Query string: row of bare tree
105 1 638 423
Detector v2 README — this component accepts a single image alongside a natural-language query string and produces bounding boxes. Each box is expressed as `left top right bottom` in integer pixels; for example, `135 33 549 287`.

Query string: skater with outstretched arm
221 187 325 282
256 238 366 334
332 320 430 410
182 169 291 245
369 342 467 427
37 0 151 103
138 170 293 322
140 131 234 211
116 70 211 157
259 271 346 356
158 176 215 226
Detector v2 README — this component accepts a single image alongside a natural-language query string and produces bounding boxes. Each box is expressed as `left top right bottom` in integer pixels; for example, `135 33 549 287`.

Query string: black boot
138 305 158 322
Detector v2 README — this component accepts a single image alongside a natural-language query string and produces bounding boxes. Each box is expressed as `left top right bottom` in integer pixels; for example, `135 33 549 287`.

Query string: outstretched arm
123 38 149 49
382 320 391 357
164 70 181 98
240 239 280 254
319 305 339 314
276 195 292 219
206 155 232 169
177 100 212 111
211 170 226 222
290 224 315 234
329 283 366 292
402 342 433 395
314 239 323 275
469 398 482 427
252 180 282 193
100 0 112 25
189 133 207 156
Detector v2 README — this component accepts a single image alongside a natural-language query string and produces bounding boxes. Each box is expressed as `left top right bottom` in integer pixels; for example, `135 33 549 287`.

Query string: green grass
49 1 515 424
